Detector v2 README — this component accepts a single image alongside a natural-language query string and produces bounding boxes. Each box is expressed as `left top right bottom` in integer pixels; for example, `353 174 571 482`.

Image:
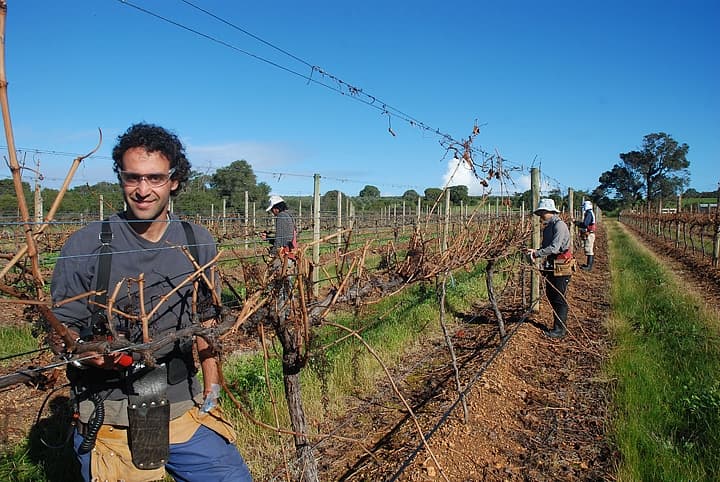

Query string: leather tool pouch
127 365 170 470
553 257 577 276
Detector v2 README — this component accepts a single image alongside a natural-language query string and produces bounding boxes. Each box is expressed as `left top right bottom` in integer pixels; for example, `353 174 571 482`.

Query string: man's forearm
196 319 220 395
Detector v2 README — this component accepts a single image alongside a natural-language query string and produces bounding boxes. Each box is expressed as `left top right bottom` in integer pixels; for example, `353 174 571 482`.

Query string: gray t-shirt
51 213 219 424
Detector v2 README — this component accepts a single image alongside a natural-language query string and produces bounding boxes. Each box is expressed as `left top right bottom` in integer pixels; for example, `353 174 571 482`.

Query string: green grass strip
0 324 37 368
606 220 720 481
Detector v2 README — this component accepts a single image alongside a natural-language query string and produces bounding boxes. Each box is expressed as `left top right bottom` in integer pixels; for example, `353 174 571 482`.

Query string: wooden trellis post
336 190 342 251
530 167 540 312
442 191 450 252
568 188 574 249
244 190 249 250
714 182 720 267
313 174 320 297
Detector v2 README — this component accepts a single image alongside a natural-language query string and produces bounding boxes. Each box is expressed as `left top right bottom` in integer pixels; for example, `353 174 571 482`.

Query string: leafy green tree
615 132 689 204
0 178 25 196
424 188 443 204
698 190 719 198
595 164 643 211
352 195 381 213
448 185 469 205
565 189 593 212
591 187 620 213
515 190 533 210
89 182 124 212
211 160 270 208
359 185 380 198
174 189 223 216
402 190 419 203
321 190 349 212
0 179 32 216
0 193 19 215
174 170 223 215
64 183 123 215
184 170 214 193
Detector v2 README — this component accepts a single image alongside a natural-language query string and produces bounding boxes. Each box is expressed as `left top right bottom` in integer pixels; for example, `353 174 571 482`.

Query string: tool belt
69 342 195 468
541 250 575 276
553 253 577 276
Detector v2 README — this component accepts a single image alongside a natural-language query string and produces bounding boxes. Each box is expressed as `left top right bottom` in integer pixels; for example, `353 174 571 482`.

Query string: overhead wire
3 4 534 188
115 0 522 170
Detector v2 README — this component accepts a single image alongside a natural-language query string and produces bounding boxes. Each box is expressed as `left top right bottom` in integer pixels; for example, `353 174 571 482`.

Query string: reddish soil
397 231 616 481
0 226 618 482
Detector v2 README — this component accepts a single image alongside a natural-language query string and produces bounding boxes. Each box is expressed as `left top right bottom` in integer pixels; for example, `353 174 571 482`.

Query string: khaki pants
583 232 595 256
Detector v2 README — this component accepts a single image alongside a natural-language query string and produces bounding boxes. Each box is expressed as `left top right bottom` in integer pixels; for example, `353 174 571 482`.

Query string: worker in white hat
574 200 596 271
525 198 574 338
261 195 297 259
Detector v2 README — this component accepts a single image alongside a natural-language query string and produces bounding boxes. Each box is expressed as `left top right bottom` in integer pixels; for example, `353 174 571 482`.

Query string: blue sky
2 0 718 198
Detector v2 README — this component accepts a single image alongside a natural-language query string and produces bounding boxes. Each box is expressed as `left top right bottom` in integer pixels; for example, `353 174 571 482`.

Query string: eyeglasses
119 168 176 187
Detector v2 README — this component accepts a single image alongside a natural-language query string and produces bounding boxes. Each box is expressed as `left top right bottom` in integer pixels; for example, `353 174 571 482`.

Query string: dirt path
395 225 615 481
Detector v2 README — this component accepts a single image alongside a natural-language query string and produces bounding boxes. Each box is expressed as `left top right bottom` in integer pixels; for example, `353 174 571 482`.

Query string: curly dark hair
111 123 191 197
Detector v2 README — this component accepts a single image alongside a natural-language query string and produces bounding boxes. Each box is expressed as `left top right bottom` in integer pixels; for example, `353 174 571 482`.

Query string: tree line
1 131 711 218
0 160 538 218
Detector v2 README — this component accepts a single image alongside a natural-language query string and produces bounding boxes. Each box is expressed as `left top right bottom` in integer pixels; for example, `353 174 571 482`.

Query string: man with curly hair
51 123 252 481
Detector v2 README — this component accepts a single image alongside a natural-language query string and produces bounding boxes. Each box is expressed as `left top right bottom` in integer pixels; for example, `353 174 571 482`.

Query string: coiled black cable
77 392 104 454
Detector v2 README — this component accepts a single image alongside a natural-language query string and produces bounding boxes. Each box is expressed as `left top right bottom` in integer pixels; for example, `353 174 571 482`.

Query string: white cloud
441 158 531 196
514 174 531 193
442 157 487 196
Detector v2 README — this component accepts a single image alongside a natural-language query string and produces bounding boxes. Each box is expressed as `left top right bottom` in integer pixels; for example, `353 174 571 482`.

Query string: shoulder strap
181 221 199 262
86 220 113 338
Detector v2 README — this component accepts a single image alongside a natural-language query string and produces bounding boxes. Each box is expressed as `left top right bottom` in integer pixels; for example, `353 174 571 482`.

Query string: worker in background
574 200 596 271
260 195 297 259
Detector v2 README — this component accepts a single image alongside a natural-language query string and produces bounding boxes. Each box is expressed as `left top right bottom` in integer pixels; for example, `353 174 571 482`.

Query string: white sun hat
582 200 593 211
533 198 560 215
266 195 285 212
